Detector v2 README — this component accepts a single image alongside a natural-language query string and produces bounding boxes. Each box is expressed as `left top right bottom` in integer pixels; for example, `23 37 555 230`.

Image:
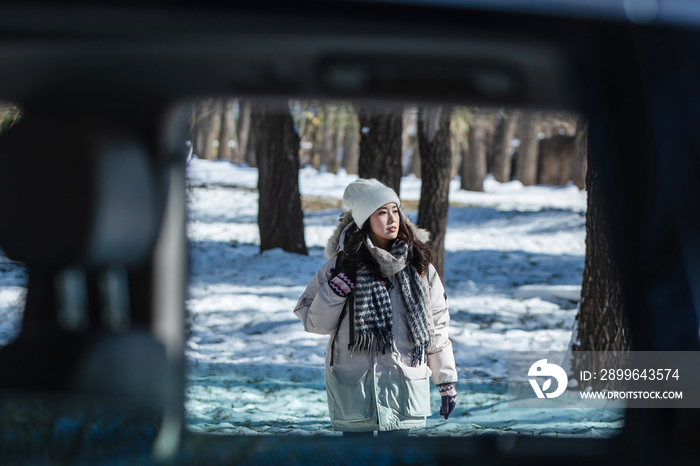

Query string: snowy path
184 159 624 437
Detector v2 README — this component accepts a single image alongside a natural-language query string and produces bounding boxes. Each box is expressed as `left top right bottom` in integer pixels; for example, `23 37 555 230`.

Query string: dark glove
438 383 457 420
329 267 356 298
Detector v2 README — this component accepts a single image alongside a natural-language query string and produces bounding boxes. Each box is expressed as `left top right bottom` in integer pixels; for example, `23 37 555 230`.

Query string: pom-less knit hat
342 179 401 229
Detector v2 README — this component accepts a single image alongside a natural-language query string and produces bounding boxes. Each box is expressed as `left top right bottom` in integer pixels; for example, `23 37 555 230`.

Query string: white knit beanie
342 179 401 229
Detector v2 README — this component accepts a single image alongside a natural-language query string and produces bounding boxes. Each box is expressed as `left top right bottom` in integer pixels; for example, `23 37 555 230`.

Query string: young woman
294 178 457 436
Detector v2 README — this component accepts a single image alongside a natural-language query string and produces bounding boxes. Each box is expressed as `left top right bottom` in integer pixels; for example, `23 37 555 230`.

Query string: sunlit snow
183 157 623 438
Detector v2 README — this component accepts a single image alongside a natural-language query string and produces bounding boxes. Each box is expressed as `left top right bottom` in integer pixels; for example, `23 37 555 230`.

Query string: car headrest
0 113 159 268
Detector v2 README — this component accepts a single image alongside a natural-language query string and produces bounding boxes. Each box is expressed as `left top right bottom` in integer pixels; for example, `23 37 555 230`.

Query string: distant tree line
188 99 589 281
190 100 587 188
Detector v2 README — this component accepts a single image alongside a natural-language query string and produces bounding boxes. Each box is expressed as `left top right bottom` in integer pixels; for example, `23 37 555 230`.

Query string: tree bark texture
310 118 322 170
240 101 257 167
571 119 588 189
235 100 251 164
572 149 629 384
461 113 489 192
490 111 519 183
401 106 420 177
295 105 310 167
417 106 452 280
191 100 215 159
514 113 540 186
450 123 461 181
218 98 236 161
320 104 338 173
409 145 421 179
253 102 308 255
358 107 403 195
244 127 257 167
537 135 575 186
202 99 222 161
333 109 346 174
342 111 360 175
483 116 496 174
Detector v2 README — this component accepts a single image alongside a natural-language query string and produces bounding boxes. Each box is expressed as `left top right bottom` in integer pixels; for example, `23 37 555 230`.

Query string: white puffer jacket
293 212 458 432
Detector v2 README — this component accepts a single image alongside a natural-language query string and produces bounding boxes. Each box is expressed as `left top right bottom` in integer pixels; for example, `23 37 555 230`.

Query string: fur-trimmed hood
324 210 431 259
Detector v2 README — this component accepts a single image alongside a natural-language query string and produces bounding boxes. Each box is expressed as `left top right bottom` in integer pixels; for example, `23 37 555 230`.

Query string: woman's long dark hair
343 210 433 278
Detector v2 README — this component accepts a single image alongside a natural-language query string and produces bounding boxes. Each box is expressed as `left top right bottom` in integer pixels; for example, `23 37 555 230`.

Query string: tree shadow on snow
444 249 584 290
446 206 585 229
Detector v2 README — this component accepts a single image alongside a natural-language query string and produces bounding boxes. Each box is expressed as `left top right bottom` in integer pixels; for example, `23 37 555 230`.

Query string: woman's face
368 202 400 248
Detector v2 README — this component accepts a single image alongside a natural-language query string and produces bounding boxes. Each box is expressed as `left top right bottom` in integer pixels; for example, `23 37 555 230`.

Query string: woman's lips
388 227 397 232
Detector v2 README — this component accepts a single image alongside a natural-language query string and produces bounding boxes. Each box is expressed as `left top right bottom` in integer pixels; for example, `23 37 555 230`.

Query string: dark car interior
0 0 699 464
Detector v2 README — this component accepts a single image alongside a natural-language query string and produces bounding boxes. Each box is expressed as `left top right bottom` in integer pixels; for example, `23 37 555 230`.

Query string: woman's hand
329 266 356 298
438 383 457 420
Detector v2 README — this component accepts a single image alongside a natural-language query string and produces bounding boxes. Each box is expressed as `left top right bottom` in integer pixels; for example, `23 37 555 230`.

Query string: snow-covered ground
0 157 622 438
0 247 27 349
185 158 624 438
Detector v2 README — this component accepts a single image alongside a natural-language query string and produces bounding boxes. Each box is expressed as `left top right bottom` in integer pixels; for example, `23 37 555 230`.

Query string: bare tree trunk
192 121 207 159
537 135 575 185
401 106 420 177
245 124 257 167
450 121 461 181
253 102 307 255
572 149 629 382
409 143 421 178
417 106 452 280
571 118 588 189
236 100 253 166
201 100 223 161
318 106 327 168
237 100 252 165
320 105 337 171
483 116 496 174
295 104 310 166
514 113 540 186
487 109 503 176
461 113 489 192
191 100 212 158
491 110 519 183
332 106 346 174
358 107 403 195
218 98 236 161
310 114 322 170
342 111 360 175
402 106 412 176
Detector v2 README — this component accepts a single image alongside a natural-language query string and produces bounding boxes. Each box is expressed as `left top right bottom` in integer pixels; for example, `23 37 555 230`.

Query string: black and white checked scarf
351 238 434 367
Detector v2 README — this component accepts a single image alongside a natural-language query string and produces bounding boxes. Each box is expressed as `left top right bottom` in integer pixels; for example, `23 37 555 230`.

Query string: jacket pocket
396 363 432 417
326 366 372 421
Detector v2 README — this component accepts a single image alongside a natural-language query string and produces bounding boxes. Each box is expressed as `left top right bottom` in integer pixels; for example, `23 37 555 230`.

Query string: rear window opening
182 98 622 437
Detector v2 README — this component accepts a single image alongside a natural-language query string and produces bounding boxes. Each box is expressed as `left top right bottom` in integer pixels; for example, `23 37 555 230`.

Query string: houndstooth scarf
351 236 434 367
